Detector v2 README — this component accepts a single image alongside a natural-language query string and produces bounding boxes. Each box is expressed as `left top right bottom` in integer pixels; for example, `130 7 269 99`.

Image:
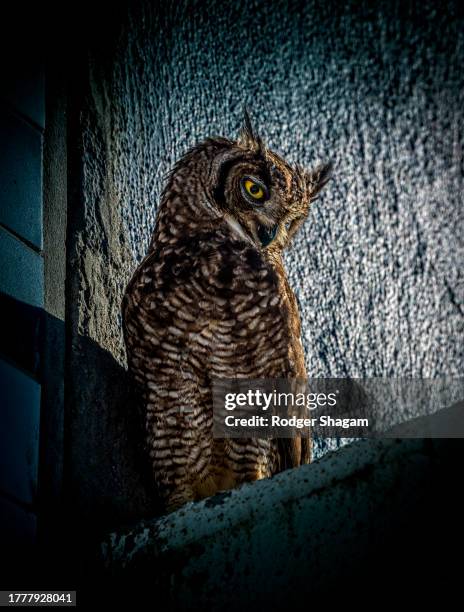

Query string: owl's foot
193 474 220 500
164 486 195 514
164 474 225 512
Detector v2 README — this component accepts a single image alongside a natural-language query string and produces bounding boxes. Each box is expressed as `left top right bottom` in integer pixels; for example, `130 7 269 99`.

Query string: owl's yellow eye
240 174 270 206
244 178 264 200
240 175 269 205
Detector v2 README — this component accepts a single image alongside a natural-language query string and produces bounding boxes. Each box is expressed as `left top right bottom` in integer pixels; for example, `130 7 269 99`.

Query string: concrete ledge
98 438 462 604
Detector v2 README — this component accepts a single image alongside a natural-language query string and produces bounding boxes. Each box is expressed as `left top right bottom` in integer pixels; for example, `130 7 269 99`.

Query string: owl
122 112 331 512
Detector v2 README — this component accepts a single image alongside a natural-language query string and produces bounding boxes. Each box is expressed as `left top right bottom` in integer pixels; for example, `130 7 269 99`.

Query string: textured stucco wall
115 0 464 378
69 0 464 529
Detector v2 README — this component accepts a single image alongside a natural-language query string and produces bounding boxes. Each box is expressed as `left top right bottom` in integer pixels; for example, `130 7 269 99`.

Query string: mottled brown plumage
122 113 331 511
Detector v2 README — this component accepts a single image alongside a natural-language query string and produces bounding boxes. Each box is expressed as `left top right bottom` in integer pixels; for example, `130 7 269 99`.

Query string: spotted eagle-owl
122 113 331 512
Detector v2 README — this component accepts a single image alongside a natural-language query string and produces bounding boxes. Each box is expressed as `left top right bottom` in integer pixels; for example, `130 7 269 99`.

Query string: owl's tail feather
277 436 311 471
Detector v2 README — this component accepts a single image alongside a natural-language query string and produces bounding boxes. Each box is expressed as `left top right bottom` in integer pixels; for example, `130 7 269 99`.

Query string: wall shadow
0 293 161 584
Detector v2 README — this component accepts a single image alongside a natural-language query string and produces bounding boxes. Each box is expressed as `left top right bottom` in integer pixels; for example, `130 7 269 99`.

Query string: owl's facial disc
214 151 289 249
238 175 279 247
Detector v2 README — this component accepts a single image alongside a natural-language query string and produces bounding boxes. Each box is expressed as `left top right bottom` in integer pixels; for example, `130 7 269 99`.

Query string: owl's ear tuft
238 107 265 154
305 161 333 201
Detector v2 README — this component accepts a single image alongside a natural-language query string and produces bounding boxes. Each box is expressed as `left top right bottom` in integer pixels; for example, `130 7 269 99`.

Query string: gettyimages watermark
212 378 464 438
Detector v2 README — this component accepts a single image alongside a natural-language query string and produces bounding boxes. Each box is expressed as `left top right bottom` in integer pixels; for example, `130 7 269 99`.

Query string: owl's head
205 110 331 251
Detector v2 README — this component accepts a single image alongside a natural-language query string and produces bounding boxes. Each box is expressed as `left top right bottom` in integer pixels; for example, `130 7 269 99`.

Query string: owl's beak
257 223 278 247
